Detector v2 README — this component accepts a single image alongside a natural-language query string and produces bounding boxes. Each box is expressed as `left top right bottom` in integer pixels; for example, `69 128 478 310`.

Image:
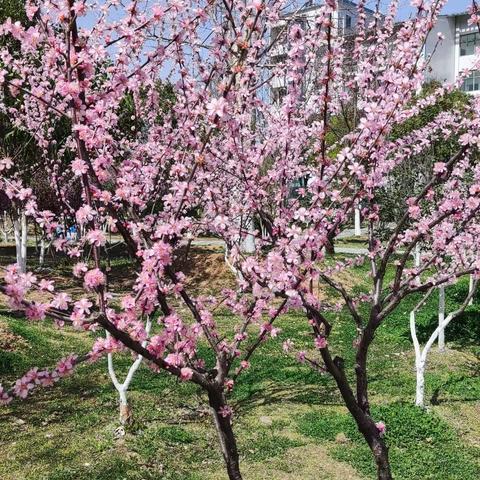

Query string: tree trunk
1 212 9 242
347 401 393 480
347 401 392 480
13 210 27 273
241 217 255 254
325 230 335 255
319 330 392 480
438 286 445 352
469 274 475 306
370 436 393 480
21 211 27 272
354 207 361 236
14 216 21 266
208 390 242 480
415 359 426 407
39 238 46 266
118 389 132 425
414 243 421 285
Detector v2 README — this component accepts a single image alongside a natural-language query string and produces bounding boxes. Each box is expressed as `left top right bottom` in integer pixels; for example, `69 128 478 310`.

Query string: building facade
270 4 480 97
269 0 377 102
425 12 480 92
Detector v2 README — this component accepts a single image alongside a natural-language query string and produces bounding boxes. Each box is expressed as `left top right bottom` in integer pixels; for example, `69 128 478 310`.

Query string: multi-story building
425 11 480 92
270 3 480 97
269 0 377 102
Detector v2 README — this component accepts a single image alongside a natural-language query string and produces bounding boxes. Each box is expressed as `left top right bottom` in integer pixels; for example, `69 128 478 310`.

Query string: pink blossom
218 405 233 418
76 205 95 225
180 367 193 381
240 360 250 370
51 293 71 310
37 371 55 387
270 327 281 338
25 4 39 20
72 1 87 16
71 159 88 176
86 229 106 247
0 157 13 171
39 279 55 292
13 378 34 399
84 268 106 290
165 353 184 367
207 97 228 119
433 162 447 174
25 303 48 321
147 335 166 358
55 355 77 377
74 298 92 316
283 339 294 353
73 262 88 277
0 385 11 405
314 336 328 349
152 5 164 20
375 421 386 437
296 351 306 363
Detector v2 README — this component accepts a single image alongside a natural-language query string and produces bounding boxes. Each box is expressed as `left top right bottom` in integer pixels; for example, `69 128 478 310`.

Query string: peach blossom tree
2 1 480 479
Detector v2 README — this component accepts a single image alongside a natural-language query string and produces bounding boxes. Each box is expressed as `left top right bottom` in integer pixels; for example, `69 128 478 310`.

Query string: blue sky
376 0 472 20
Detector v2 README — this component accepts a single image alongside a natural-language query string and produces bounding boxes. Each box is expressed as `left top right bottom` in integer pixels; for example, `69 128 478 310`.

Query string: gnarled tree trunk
208 389 242 480
318 320 393 480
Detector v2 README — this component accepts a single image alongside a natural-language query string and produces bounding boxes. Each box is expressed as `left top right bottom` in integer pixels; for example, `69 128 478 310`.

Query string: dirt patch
404 347 477 374
0 320 28 351
175 248 237 294
204 444 363 480
435 402 480 448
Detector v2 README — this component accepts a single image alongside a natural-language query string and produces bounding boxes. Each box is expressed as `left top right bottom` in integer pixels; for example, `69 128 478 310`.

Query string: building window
345 15 352 30
461 70 480 92
460 33 480 56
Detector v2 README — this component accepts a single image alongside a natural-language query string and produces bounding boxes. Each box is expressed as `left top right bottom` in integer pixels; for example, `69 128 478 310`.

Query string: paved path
335 246 369 255
191 238 370 255
190 239 408 257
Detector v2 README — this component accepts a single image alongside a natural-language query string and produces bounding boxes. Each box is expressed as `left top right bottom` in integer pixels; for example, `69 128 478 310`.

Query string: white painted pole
414 243 421 269
241 217 256 254
20 210 27 273
411 283 476 407
469 275 475 306
414 243 421 285
438 286 445 352
354 208 361 236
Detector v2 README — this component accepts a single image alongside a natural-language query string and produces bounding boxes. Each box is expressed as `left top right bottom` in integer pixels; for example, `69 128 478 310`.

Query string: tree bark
13 209 27 273
346 398 392 479
354 207 362 236
319 347 392 480
208 390 242 480
325 230 335 255
1 212 9 242
370 435 393 480
468 274 474 306
39 238 46 266
107 323 151 425
119 389 132 425
21 211 27 272
415 360 426 407
438 286 445 352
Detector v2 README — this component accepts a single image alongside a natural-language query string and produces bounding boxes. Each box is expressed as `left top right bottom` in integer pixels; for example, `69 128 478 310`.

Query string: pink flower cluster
84 268 106 291
1 355 78 403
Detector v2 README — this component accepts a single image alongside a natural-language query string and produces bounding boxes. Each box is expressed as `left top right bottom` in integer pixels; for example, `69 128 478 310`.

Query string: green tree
377 82 471 232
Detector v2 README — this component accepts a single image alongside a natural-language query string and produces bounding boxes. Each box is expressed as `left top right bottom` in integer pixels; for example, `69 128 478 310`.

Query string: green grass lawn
0 256 479 480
